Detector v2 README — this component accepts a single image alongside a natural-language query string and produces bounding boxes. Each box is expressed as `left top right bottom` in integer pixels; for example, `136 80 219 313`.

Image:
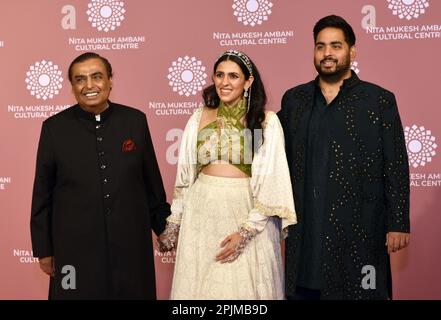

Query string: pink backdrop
0 0 440 299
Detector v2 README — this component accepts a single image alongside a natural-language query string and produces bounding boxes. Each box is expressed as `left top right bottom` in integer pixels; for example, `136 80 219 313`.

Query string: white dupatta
167 107 297 238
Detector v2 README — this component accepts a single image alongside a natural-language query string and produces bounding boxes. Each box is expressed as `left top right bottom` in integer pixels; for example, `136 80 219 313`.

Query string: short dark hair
313 15 356 47
68 52 113 83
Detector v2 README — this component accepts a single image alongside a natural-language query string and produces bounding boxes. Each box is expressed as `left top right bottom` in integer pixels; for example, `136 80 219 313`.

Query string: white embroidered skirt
170 173 284 300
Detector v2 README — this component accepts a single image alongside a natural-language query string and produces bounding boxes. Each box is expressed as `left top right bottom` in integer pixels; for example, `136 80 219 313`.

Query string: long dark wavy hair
202 52 267 150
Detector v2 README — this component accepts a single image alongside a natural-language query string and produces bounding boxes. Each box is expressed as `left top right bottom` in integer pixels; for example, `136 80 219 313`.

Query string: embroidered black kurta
278 72 410 299
31 102 170 299
296 83 332 290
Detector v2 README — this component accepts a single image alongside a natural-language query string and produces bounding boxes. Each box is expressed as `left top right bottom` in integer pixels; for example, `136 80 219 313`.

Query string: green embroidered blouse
197 99 252 176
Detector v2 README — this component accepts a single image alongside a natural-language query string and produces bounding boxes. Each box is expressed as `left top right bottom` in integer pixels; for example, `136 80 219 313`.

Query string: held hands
157 222 180 252
386 232 410 254
216 227 255 263
39 256 55 277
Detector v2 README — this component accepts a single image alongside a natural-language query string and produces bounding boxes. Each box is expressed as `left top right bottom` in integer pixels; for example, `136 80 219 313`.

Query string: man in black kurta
278 16 410 299
30 52 170 299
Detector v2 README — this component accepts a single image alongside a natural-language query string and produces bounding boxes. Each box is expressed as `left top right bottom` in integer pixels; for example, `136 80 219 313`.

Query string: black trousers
286 286 321 300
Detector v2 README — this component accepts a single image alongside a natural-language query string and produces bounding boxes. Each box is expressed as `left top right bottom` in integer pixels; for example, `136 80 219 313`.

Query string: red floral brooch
122 139 136 152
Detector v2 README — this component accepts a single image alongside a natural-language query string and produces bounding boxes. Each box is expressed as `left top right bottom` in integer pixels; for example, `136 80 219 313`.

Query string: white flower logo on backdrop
351 61 360 74
167 56 207 97
25 60 63 100
232 0 273 27
404 125 437 168
87 0 125 32
387 0 429 20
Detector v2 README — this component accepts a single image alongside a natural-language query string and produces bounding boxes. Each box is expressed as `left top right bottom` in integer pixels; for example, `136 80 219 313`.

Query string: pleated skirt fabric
170 173 284 300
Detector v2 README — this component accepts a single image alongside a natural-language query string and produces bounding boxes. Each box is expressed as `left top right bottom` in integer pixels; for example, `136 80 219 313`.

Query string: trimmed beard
315 55 351 82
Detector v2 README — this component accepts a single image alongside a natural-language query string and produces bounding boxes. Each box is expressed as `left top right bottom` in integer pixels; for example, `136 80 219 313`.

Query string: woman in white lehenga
158 50 297 300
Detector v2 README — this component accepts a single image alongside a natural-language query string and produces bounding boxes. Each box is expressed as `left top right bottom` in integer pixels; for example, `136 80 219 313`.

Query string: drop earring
246 88 251 114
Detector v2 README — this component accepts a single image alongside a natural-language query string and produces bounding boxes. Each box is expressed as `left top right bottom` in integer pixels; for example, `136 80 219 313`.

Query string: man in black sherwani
278 15 410 300
30 52 171 299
